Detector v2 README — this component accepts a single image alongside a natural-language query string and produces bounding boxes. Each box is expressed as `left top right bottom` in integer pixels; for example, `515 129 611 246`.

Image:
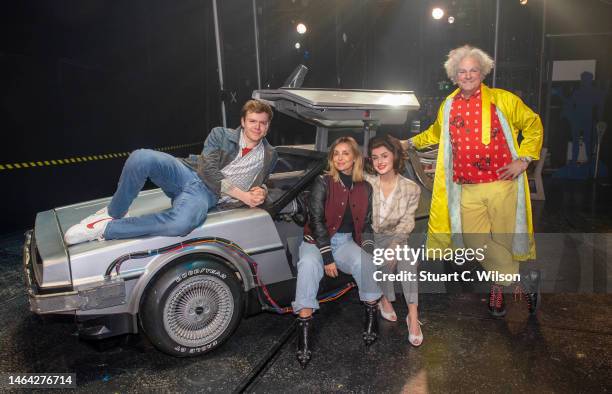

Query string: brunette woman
366 135 423 346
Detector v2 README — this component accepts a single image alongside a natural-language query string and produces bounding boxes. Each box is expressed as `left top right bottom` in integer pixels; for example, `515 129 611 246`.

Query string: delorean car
23 86 434 357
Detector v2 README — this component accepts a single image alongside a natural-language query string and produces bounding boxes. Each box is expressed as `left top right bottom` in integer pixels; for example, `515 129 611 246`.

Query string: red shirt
449 89 512 184
241 147 252 157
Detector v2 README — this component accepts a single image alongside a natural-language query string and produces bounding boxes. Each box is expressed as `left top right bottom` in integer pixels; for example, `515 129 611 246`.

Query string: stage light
432 8 444 20
520 0 528 4
448 16 455 24
295 42 301 49
296 23 307 34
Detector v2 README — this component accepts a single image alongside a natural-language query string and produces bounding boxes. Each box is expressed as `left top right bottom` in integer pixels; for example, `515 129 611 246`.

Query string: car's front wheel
140 256 244 357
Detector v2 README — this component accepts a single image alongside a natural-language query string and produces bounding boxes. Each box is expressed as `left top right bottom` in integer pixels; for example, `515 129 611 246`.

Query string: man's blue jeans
104 149 217 240
292 233 382 313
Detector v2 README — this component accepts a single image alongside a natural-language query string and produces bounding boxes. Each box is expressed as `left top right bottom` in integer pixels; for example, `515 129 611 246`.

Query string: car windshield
265 148 324 205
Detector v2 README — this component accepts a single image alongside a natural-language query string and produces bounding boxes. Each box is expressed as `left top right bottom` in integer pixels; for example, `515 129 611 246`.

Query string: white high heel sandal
378 300 397 322
406 316 423 347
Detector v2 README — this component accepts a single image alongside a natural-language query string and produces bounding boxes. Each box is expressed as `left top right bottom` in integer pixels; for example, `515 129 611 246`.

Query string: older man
65 99 278 245
404 45 543 317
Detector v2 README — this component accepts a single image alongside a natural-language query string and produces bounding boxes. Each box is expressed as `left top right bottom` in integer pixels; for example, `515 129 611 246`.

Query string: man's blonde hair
444 45 494 83
326 136 364 183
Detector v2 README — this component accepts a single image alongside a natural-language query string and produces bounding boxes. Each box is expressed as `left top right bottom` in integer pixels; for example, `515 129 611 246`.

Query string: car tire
140 255 244 357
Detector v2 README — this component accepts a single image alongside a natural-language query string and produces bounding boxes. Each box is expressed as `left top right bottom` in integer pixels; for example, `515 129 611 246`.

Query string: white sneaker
79 207 109 223
64 216 112 245
79 206 129 224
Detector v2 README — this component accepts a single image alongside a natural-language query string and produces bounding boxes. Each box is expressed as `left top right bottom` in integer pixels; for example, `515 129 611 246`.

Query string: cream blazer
365 174 421 248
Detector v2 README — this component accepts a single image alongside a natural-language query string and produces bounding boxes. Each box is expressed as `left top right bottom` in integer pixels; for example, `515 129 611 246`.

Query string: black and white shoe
296 316 313 368
363 302 378 346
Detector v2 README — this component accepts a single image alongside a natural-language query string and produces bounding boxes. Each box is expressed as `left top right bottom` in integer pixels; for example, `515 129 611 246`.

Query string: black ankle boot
520 269 541 315
296 316 313 368
363 302 378 346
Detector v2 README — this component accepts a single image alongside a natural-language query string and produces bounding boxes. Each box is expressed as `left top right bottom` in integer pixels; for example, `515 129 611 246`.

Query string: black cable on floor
232 319 297 394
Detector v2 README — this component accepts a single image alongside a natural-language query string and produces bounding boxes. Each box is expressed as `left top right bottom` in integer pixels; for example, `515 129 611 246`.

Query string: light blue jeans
292 233 382 313
104 149 217 239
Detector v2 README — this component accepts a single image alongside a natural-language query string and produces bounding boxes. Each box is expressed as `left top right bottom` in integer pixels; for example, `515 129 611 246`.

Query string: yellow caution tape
0 142 202 171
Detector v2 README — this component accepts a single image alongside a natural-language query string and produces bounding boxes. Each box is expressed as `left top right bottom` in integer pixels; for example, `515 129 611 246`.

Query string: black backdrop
1 0 220 233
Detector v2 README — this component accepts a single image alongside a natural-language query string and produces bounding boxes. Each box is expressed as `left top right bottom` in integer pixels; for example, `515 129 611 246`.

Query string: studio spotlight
296 23 307 34
448 16 455 24
432 7 444 20
295 42 301 49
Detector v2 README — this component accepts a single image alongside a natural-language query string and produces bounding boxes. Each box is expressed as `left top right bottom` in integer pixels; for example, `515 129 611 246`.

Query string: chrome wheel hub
163 275 234 347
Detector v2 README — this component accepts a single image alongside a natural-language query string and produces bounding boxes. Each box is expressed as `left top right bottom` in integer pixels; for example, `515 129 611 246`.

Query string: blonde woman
366 134 423 346
292 136 382 367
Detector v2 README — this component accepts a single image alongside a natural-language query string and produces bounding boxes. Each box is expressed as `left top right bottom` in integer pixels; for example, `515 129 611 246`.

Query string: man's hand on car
244 186 266 206
235 189 262 207
249 186 267 199
225 185 265 207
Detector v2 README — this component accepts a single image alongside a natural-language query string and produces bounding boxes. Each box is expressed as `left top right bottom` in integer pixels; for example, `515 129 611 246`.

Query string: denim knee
297 255 324 277
125 148 156 169
162 215 199 236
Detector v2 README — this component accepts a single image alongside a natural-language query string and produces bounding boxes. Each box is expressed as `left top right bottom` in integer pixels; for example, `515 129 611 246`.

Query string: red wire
137 239 356 315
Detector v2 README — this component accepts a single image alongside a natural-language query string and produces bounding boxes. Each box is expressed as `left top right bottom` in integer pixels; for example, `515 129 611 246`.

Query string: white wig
444 45 495 83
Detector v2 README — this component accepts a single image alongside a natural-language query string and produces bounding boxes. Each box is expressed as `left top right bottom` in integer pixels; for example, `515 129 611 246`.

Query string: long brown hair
325 136 364 183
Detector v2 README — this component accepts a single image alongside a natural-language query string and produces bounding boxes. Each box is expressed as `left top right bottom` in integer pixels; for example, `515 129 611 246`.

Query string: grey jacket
182 126 278 199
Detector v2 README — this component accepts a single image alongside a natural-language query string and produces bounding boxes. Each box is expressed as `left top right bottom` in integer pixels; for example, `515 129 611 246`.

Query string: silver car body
23 88 432 341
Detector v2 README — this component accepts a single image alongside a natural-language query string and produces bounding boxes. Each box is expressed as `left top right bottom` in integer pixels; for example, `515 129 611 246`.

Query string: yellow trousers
461 180 518 286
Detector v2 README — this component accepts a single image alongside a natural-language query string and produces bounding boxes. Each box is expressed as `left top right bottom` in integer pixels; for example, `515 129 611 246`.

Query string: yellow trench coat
412 84 543 260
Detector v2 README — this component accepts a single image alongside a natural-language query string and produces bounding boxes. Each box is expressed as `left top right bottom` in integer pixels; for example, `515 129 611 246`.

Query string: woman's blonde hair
326 136 364 183
444 45 494 84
